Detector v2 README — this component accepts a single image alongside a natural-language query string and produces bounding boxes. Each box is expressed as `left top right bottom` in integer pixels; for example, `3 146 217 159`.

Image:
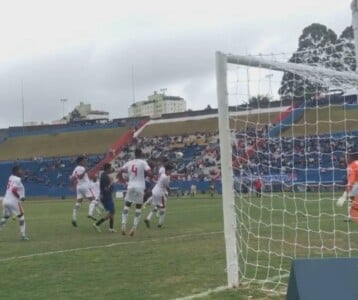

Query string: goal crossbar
225 53 358 90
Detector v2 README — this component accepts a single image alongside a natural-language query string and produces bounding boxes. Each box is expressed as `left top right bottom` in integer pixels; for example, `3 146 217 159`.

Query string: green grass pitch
0 193 356 300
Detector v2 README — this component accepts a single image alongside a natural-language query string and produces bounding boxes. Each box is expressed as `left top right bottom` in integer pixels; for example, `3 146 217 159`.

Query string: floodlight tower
60 98 68 119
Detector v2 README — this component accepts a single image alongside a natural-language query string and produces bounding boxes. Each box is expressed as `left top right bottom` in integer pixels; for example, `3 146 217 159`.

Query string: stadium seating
0 103 357 198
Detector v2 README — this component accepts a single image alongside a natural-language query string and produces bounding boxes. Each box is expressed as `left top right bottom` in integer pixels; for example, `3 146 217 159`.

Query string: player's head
76 155 86 166
103 163 112 173
92 174 98 182
12 165 22 177
134 148 143 159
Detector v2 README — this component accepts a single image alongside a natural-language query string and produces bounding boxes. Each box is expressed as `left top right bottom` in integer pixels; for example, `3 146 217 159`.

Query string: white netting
219 43 358 293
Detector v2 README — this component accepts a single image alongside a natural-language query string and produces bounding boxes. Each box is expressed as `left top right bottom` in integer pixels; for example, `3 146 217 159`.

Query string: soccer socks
18 215 26 237
88 200 96 217
95 218 106 226
158 209 166 226
133 209 142 229
72 202 81 221
146 207 158 221
122 207 130 229
109 217 114 229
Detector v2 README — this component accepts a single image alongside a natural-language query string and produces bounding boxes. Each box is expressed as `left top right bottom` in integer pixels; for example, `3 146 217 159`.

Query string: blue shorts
101 196 115 213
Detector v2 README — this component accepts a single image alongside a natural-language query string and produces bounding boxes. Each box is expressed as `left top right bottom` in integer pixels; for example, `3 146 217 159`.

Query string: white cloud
0 0 353 126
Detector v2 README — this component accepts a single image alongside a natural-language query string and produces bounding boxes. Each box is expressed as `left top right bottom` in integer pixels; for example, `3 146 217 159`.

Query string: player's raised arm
117 163 128 184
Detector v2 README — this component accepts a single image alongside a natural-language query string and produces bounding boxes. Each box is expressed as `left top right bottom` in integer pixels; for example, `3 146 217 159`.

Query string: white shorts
349 183 358 197
76 185 95 200
152 192 167 208
2 200 24 217
125 187 144 205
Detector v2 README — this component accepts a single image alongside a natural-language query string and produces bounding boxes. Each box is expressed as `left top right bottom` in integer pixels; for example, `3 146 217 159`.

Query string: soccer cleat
88 215 97 221
93 223 101 233
20 235 30 241
129 228 136 236
72 220 78 227
144 219 150 228
108 228 117 233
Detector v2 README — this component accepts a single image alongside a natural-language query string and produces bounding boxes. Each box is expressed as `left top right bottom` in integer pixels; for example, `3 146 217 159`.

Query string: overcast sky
0 0 352 127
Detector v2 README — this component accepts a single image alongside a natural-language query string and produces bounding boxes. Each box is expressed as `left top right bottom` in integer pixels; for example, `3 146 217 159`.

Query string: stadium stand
0 101 357 198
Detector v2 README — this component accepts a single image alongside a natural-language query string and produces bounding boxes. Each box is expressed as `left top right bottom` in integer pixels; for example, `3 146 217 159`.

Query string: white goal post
216 2 358 290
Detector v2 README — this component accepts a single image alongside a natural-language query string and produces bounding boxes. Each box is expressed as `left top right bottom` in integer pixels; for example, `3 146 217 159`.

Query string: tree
69 109 82 121
334 26 356 72
279 23 338 99
248 94 271 107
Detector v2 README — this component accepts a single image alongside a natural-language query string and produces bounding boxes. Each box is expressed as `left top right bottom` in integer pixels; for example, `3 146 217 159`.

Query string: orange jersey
348 160 358 186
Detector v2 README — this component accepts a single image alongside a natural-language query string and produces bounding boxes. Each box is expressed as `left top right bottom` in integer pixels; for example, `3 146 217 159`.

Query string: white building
128 91 186 118
71 102 109 120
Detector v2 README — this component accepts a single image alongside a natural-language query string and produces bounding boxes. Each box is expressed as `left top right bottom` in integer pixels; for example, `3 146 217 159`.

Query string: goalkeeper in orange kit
347 151 358 223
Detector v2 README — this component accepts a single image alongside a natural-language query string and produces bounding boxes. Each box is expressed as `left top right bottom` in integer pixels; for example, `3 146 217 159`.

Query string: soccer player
90 175 104 218
117 148 151 236
347 151 358 223
144 163 172 228
190 183 197 198
254 178 263 198
0 166 29 240
143 158 167 208
70 155 97 227
93 163 116 232
209 181 215 198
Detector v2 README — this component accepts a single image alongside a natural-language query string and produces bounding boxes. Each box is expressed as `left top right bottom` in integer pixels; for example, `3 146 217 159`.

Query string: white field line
173 274 291 300
0 231 223 263
172 286 228 300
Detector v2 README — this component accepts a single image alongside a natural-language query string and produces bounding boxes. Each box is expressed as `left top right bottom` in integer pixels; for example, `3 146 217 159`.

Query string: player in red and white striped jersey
70 156 96 227
144 163 172 229
0 166 29 240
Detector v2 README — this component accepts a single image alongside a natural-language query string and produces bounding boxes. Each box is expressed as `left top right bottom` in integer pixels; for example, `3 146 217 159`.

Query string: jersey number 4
131 165 138 176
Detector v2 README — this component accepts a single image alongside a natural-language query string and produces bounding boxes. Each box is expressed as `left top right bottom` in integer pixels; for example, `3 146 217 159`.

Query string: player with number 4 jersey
117 148 151 236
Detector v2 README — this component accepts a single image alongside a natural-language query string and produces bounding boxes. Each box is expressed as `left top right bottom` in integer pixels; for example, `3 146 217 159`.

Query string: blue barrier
343 103 358 110
286 258 358 300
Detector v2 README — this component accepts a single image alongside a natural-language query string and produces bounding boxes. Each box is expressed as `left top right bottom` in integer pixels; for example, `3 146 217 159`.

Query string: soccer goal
216 2 358 293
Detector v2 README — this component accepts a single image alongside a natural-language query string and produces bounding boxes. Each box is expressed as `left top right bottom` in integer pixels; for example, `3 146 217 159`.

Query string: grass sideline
1 193 356 299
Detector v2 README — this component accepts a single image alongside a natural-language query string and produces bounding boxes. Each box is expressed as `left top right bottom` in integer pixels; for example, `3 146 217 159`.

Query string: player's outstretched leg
144 207 158 228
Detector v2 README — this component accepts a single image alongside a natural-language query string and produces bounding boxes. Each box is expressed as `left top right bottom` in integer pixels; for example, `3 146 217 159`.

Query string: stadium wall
268 102 306 138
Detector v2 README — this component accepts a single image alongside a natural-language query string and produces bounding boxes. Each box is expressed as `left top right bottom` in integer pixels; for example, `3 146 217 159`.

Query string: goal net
216 39 358 292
